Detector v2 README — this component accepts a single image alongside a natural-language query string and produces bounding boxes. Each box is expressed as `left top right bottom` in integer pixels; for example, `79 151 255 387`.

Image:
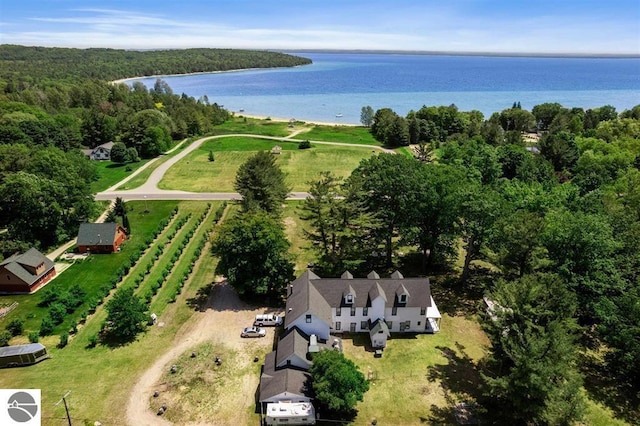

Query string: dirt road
126 280 278 426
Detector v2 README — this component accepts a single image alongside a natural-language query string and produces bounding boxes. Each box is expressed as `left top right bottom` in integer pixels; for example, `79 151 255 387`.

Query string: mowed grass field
158 136 376 192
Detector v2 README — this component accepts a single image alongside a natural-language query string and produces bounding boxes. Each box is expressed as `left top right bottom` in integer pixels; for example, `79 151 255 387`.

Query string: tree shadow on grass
425 343 486 424
186 283 214 312
579 350 640 425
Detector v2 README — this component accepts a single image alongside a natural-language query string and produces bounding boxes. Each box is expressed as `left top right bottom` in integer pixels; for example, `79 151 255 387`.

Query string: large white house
284 270 441 348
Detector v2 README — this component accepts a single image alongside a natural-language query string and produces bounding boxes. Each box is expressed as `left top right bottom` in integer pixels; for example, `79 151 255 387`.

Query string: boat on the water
335 113 343 118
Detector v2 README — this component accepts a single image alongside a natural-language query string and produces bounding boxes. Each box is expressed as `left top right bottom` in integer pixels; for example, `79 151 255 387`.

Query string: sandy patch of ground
126 280 280 426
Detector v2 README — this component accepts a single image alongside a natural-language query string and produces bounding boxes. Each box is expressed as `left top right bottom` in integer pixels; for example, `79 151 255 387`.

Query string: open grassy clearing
212 115 294 137
0 201 222 425
159 137 375 192
90 159 150 193
302 124 380 145
0 201 177 337
150 341 268 424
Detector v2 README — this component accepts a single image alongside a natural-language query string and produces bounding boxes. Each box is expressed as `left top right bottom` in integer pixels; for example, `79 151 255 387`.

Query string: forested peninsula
0 45 312 82
0 45 310 254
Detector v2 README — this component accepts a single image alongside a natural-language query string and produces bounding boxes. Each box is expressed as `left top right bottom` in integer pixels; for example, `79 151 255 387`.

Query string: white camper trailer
264 402 315 425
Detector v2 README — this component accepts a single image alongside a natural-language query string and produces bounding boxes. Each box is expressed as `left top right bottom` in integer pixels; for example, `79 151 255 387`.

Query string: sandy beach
235 111 359 127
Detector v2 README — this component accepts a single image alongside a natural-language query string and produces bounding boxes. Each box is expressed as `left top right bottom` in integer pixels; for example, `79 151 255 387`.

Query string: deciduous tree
211 211 295 300
103 287 148 342
310 349 369 418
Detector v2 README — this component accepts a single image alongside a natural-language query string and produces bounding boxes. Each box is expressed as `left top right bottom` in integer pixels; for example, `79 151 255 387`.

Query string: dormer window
345 294 354 304
399 294 407 303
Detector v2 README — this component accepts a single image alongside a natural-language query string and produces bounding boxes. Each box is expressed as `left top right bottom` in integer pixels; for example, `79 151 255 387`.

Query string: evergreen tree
481 273 584 425
234 151 290 215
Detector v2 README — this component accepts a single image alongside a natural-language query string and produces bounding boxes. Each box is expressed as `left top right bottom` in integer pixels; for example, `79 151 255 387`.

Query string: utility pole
54 391 72 426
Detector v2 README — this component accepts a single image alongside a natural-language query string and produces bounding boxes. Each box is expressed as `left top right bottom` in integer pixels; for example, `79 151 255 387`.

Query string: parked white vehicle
254 314 283 327
241 327 266 338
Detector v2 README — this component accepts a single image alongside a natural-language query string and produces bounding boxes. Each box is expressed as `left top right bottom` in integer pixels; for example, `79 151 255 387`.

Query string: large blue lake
132 52 640 124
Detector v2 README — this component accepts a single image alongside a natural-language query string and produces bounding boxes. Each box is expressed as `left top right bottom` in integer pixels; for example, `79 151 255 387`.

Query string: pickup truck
254 314 283 327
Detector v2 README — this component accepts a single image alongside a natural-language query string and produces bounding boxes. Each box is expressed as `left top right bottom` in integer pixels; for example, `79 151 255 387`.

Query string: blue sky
1 0 639 54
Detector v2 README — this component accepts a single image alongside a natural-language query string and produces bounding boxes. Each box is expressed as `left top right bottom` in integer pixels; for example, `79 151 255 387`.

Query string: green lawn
282 201 315 273
158 137 375 192
343 314 490 425
302 124 380 145
90 160 150 193
0 201 177 336
212 115 293 137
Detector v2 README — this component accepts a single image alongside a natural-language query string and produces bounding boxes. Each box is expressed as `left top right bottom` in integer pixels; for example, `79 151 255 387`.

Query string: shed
0 343 49 368
369 318 390 348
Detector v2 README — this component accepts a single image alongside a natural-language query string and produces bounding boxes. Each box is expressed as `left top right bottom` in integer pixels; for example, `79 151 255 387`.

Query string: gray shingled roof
276 327 312 370
259 366 311 402
369 318 390 338
285 270 432 330
284 270 331 329
0 248 54 285
76 222 120 246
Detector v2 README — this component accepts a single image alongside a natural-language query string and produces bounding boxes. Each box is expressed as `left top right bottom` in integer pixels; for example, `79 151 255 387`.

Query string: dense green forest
0 45 312 83
303 101 640 424
0 45 312 256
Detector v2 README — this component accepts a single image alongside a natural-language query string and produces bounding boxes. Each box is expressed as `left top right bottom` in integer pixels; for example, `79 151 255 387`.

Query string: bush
0 330 11 346
39 317 55 336
6 318 24 336
298 140 312 149
58 332 69 348
49 303 67 325
28 331 39 343
87 334 98 348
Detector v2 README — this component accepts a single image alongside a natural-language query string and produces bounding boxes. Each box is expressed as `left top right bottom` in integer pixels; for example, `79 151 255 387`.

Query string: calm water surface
132 52 640 124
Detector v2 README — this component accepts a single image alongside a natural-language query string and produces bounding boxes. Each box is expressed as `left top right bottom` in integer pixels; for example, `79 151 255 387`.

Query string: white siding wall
289 313 330 340
370 296 386 320
262 392 311 404
384 307 425 332
331 305 426 333
276 354 309 370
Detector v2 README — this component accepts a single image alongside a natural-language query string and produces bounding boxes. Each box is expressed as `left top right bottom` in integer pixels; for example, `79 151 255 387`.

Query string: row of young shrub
137 213 194 304
43 207 181 345
143 206 213 305
166 204 216 303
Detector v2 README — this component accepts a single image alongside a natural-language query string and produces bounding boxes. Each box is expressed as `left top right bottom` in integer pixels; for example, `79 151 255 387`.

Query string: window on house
420 307 426 315
350 323 356 332
392 307 397 316
360 321 368 330
418 321 421 326
6 275 10 281
345 294 353 304
363 307 368 316
335 321 341 331
305 314 312 323
399 294 407 303
350 306 356 316
336 307 341 316
386 321 392 330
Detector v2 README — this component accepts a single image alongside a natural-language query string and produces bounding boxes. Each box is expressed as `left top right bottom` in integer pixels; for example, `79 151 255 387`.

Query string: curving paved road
95 133 392 201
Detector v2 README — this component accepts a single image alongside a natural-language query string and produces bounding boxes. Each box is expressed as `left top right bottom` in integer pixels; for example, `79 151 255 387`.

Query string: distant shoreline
281 49 640 59
111 63 310 85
